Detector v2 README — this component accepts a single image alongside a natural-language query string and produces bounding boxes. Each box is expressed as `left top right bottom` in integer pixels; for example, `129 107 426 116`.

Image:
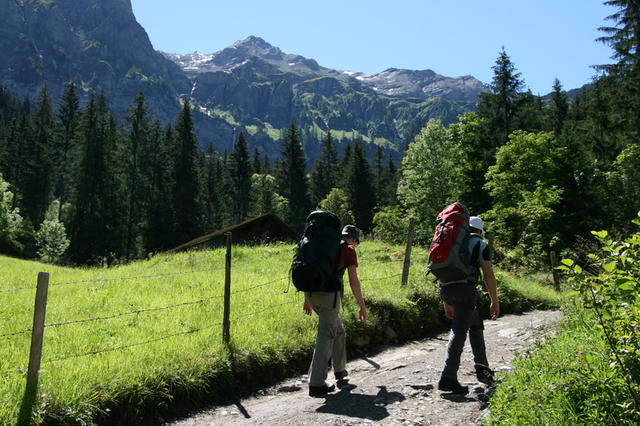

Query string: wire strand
48 265 227 288
44 295 224 329
231 276 288 294
43 322 224 364
0 285 34 294
0 328 31 339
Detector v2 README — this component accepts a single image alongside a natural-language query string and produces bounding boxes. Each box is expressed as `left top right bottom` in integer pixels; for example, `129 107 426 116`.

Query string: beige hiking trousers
305 291 346 386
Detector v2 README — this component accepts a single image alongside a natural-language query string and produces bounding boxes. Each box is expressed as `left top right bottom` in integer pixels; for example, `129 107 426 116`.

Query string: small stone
278 385 302 393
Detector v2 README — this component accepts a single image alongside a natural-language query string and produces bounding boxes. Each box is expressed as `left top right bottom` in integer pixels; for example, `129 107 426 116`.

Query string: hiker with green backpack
291 211 367 397
428 203 499 394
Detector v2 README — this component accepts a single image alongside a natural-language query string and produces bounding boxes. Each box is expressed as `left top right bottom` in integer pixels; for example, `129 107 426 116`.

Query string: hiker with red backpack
291 212 367 396
428 203 499 394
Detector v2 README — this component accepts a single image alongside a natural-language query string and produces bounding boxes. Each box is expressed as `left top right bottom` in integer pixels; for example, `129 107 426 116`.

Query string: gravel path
167 310 561 426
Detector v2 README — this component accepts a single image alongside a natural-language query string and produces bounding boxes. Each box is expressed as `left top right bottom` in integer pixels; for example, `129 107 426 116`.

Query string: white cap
469 216 484 232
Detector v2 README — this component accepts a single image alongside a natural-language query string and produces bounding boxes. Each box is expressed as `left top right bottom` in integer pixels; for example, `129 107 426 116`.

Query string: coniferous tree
54 81 81 221
70 94 110 263
309 130 338 206
596 0 640 137
4 107 30 206
477 48 527 147
229 132 251 222
123 92 151 259
276 123 310 229
21 85 54 225
377 154 398 208
550 78 569 135
203 147 224 231
172 99 204 245
344 140 376 232
252 148 262 174
145 124 176 252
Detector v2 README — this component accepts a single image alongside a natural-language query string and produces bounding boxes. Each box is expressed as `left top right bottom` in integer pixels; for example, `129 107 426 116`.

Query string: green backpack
291 210 342 292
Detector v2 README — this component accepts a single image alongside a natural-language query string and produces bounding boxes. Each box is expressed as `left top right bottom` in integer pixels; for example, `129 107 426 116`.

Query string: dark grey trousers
439 282 489 381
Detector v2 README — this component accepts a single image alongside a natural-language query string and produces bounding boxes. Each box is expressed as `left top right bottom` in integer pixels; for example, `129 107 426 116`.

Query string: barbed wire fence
4 222 421 425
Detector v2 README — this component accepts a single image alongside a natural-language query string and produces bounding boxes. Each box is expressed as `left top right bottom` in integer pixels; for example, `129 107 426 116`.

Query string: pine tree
70 94 108 263
145 124 176 252
477 48 525 143
550 78 569 135
21 85 54 225
596 1 640 136
172 99 204 245
344 140 376 232
252 148 262 174
276 123 310 229
123 92 151 259
54 81 80 221
309 130 338 206
229 132 251 222
203 147 224 231
377 154 398 208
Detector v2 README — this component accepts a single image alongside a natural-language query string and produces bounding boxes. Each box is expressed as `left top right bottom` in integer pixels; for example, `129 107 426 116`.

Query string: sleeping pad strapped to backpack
428 202 476 285
291 210 342 292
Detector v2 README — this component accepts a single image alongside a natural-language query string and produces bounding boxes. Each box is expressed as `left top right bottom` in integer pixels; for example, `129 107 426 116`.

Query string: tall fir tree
70 94 110 263
550 78 569 135
276 123 310 229
145 124 176 252
21 85 54 226
54 81 81 221
172 99 204 246
309 130 338 206
596 0 640 138
477 48 525 139
344 140 376 232
123 92 151 259
229 132 251 222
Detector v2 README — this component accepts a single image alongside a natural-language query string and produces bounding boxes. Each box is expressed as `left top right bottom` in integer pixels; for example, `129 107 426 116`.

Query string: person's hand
444 302 454 319
358 304 367 322
489 301 500 319
303 300 313 315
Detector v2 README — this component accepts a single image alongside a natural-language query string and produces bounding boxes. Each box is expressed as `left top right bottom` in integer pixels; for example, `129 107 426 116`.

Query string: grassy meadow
0 241 564 424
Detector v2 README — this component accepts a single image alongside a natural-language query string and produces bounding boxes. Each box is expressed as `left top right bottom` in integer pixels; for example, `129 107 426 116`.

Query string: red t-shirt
334 241 358 280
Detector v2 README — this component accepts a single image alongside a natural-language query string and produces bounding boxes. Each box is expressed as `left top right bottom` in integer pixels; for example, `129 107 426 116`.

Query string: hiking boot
438 377 469 394
335 370 349 388
309 383 335 397
475 364 494 384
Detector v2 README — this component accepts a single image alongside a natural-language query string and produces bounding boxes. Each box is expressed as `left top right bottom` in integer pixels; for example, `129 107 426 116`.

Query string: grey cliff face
0 0 189 121
0 2 485 161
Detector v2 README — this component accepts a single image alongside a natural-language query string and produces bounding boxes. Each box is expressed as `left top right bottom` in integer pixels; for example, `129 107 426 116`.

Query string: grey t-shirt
468 234 491 284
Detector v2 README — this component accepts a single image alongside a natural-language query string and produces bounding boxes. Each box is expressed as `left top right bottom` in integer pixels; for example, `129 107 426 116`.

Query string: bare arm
347 265 367 322
481 260 500 319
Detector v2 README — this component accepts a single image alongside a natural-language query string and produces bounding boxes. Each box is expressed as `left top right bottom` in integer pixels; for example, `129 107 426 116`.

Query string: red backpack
428 202 475 284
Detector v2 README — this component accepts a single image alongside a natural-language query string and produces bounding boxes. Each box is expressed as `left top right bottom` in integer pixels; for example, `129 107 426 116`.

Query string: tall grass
486 304 636 425
0 241 561 424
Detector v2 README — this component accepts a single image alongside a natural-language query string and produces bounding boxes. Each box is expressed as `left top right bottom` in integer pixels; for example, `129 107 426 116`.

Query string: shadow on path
316 385 405 421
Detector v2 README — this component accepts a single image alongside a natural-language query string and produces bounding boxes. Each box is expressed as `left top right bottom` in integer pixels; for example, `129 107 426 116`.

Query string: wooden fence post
550 251 560 290
223 232 232 345
17 272 50 426
401 217 415 286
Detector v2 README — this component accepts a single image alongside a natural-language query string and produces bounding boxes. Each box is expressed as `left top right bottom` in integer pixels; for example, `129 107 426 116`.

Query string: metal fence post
401 217 415 286
223 232 232 344
18 272 50 426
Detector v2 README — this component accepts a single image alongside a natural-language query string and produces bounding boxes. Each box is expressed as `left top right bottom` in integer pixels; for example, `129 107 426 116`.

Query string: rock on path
167 310 561 426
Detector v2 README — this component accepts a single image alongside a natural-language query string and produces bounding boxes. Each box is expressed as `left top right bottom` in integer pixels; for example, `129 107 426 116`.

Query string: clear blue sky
131 0 616 95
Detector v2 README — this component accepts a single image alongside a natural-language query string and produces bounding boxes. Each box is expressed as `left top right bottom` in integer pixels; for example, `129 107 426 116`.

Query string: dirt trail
167 310 560 426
